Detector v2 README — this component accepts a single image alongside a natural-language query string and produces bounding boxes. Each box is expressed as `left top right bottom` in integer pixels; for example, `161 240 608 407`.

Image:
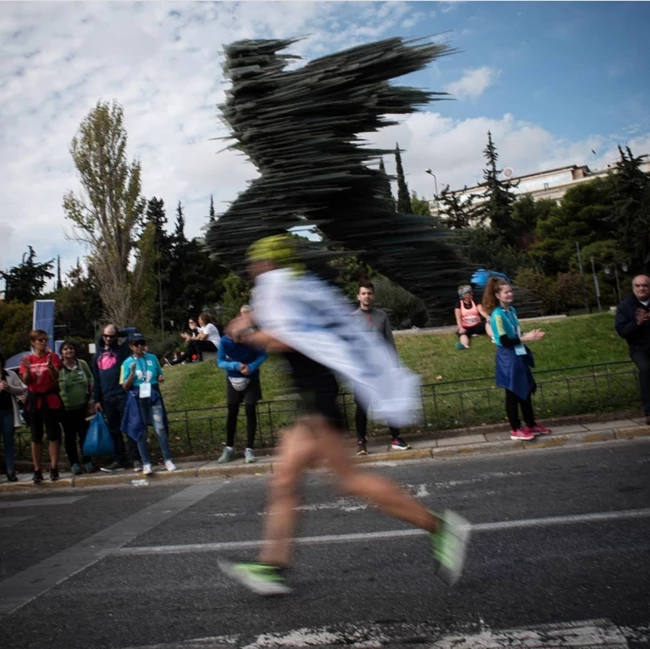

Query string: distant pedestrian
217 305 267 464
120 333 176 476
19 330 63 483
58 341 95 475
351 281 411 455
0 353 27 482
92 324 143 473
482 278 551 441
454 284 493 350
615 274 650 424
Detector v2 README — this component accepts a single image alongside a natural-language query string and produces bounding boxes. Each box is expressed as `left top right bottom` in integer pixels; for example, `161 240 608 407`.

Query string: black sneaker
32 469 43 484
100 462 125 473
391 436 412 450
6 471 18 482
356 439 368 456
50 468 59 481
132 461 143 473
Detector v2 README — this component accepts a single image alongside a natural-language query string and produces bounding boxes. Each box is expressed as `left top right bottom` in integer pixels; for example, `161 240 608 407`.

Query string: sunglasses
131 341 146 346
36 338 48 342
103 334 117 339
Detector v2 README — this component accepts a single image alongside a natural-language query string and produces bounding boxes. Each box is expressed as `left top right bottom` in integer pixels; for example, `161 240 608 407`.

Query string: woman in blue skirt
482 277 551 441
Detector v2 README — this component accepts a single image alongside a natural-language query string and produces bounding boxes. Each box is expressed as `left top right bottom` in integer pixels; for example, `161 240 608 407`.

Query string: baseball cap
128 333 147 345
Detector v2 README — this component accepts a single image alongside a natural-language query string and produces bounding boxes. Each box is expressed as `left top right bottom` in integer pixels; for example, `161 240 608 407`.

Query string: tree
146 197 173 334
55 260 104 339
219 271 251 322
511 195 555 251
56 256 62 291
378 158 395 209
609 145 650 271
394 143 413 213
471 131 518 243
62 100 148 325
209 195 216 224
0 301 33 356
1 246 54 304
410 191 431 217
438 184 474 229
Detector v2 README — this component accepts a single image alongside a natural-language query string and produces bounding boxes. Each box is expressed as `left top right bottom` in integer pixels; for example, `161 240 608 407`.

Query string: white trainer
244 448 256 463
143 463 153 475
165 460 177 472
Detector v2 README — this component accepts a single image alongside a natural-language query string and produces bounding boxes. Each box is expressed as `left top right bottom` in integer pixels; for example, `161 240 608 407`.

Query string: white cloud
445 66 501 100
0 1 648 289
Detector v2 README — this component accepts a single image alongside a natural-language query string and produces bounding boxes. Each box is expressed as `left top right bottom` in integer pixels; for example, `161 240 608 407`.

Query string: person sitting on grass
454 284 493 350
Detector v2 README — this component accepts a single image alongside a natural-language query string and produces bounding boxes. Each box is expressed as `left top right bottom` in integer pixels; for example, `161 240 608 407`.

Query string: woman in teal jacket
482 277 551 442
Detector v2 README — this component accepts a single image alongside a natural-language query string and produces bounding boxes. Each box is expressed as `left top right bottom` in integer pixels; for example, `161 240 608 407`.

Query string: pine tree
56 256 62 291
209 195 216 223
146 197 172 334
472 131 518 243
610 145 650 269
0 246 54 304
438 184 474 229
378 158 395 209
394 143 413 214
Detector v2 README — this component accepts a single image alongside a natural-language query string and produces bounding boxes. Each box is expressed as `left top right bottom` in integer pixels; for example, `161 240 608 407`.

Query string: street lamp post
425 168 439 216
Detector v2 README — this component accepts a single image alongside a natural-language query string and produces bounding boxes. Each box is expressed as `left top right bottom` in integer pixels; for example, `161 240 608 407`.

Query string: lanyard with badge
134 357 152 398
503 309 528 356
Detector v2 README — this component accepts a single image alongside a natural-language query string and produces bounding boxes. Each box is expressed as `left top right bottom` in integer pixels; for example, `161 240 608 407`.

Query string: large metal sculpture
206 36 470 316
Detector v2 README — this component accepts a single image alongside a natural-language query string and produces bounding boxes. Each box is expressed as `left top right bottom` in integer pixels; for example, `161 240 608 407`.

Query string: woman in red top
454 285 493 350
19 329 63 483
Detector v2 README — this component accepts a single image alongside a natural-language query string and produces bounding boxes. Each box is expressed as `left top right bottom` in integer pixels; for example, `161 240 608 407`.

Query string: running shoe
524 424 551 436
218 560 291 596
356 439 368 456
70 463 82 476
244 448 256 463
391 436 412 450
510 427 535 441
50 468 59 482
218 447 236 464
133 460 143 473
164 460 177 472
84 462 98 474
32 469 43 484
143 463 154 476
430 510 471 586
100 462 125 473
6 471 18 482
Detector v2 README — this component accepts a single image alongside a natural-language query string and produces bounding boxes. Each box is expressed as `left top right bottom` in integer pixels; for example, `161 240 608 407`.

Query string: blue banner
32 299 56 351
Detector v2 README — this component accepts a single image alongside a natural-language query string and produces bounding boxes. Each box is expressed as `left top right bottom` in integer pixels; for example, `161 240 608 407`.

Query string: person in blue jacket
216 305 268 464
482 277 551 442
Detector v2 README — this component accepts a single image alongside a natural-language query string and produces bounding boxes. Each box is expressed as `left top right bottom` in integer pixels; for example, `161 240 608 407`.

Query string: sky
1 1 649 281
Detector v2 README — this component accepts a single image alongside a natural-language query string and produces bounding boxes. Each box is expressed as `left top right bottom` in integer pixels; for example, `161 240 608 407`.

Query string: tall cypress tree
209 195 216 223
472 131 518 244
394 143 413 214
146 197 171 333
378 158 395 209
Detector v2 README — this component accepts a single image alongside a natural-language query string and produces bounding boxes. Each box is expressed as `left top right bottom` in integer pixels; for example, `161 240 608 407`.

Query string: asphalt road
1 439 649 649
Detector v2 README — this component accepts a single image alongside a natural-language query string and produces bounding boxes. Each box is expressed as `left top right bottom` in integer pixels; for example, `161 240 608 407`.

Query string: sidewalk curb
1 425 649 493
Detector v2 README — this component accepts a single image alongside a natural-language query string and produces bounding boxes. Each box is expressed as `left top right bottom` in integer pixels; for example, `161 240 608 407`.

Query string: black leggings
505 389 535 430
226 403 257 449
60 407 89 465
354 400 399 441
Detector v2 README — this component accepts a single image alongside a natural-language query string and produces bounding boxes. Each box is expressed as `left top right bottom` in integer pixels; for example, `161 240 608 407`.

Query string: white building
430 156 650 219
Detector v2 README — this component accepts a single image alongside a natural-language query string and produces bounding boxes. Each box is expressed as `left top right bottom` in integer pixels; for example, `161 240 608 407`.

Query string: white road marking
118 618 643 648
0 496 86 509
0 516 32 528
110 507 650 557
0 483 225 619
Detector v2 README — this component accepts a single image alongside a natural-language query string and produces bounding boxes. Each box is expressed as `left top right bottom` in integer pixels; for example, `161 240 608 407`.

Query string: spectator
186 312 223 362
92 324 143 473
120 333 176 475
217 305 268 464
19 330 64 483
167 318 200 365
0 353 27 482
615 274 650 424
58 341 95 475
482 277 550 441
351 281 411 455
454 284 493 350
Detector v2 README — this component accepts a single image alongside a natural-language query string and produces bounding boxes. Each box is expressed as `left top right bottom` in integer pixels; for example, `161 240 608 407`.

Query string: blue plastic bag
83 414 115 457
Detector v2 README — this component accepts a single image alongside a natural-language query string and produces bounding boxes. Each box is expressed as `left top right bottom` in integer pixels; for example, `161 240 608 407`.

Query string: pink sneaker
525 424 551 436
510 428 536 441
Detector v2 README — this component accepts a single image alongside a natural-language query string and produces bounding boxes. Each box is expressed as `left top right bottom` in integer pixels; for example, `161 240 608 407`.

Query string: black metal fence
11 360 640 461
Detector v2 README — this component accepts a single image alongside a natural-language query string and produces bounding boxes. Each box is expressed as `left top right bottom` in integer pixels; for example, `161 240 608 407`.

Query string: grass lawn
160 312 630 412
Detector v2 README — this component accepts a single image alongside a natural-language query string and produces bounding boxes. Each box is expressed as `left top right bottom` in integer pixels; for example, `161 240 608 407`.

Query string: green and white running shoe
218 559 292 596
430 510 471 586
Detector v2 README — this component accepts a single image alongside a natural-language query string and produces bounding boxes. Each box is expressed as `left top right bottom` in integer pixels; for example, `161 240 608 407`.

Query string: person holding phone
19 329 63 483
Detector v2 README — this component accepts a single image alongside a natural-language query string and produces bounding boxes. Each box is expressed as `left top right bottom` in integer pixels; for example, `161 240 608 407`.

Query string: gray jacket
351 307 396 351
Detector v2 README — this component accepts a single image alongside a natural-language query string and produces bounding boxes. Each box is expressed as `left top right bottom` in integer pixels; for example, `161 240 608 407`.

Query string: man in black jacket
615 275 650 424
92 324 142 472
